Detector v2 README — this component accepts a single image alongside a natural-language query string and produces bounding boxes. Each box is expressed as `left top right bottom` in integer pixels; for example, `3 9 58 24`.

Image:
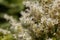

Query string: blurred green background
0 0 24 27
0 0 24 40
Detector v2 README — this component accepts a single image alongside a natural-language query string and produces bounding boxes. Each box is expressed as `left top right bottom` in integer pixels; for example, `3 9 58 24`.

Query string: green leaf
0 22 11 30
52 37 57 40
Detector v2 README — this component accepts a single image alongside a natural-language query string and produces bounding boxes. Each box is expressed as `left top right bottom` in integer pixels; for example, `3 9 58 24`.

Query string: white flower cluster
4 14 32 40
3 0 60 40
21 0 60 39
0 28 10 34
